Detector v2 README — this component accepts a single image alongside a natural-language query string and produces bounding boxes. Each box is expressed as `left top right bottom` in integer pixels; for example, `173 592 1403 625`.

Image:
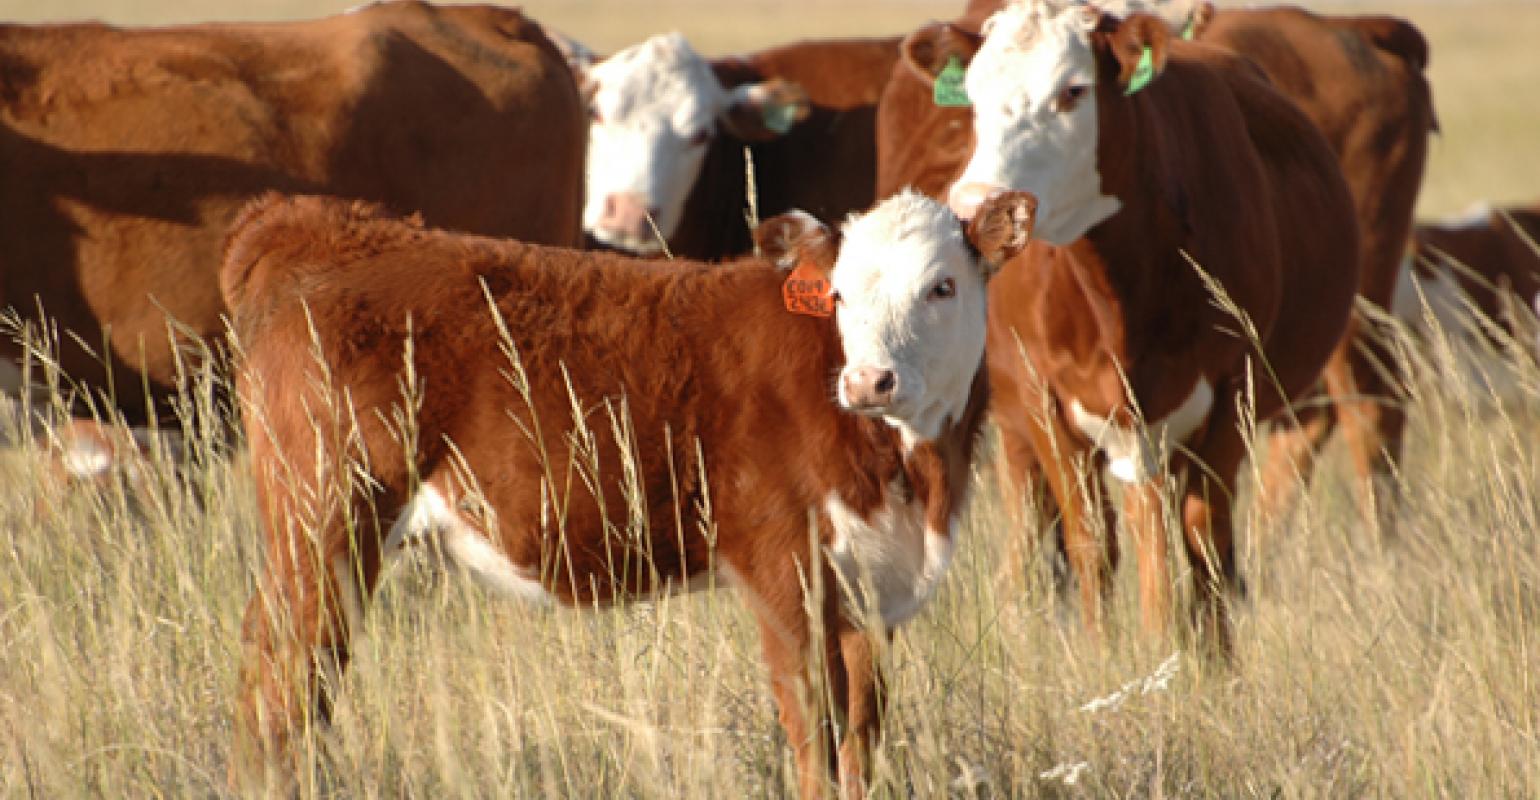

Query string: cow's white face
949 1 1121 245
583 33 724 254
832 191 993 444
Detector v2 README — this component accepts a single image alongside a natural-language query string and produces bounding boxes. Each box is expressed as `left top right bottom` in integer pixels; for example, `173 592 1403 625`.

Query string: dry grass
2 1 1539 798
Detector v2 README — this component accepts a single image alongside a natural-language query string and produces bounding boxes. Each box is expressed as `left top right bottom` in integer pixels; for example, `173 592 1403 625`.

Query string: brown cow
578 32 900 260
0 1 585 430
222 190 1036 797
1401 203 1540 343
881 0 1436 520
900 2 1360 649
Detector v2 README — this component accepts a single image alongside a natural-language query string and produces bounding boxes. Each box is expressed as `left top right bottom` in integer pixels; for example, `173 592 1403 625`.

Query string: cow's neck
892 362 989 535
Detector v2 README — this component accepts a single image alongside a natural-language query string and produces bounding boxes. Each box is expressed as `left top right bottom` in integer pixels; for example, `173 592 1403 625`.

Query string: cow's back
1200 7 1433 308
0 2 583 420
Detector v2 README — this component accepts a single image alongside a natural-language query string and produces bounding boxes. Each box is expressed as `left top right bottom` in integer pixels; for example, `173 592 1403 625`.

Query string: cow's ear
900 22 983 87
755 210 838 274
720 79 811 142
1185 2 1216 40
1094 12 1172 96
965 191 1037 276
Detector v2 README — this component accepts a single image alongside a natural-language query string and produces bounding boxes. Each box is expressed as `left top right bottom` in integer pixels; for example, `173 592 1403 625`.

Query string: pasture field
2 1 1540 797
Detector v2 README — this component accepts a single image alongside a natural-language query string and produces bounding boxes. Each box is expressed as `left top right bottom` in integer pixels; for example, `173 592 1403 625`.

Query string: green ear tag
1181 16 1199 40
1124 46 1155 96
933 56 971 107
762 102 798 135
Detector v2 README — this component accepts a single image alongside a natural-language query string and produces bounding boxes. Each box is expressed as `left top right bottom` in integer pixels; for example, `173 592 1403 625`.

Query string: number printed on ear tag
933 56 971 107
782 261 834 317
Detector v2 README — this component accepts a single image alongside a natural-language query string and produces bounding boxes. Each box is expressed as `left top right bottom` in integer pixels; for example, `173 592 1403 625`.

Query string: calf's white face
756 191 1035 444
832 192 990 443
949 1 1121 245
582 33 808 254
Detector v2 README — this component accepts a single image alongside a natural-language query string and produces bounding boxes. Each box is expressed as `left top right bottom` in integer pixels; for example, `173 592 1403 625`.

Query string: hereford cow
899 1 1360 649
1400 203 1540 343
580 32 900 259
223 190 1037 797
0 1 585 435
881 0 1436 523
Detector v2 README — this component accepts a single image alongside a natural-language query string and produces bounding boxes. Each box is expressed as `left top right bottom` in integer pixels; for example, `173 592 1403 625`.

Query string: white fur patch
1441 201 1495 231
1391 253 1469 334
1068 378 1213 483
826 488 954 626
1096 0 1208 33
832 190 988 444
62 437 114 480
386 485 556 604
952 0 1122 245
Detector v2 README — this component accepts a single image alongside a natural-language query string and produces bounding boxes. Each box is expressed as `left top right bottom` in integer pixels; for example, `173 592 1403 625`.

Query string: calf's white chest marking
825 487 954 627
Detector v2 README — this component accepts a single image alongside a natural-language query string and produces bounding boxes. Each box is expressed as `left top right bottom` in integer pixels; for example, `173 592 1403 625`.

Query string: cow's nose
842 367 898 410
948 182 999 222
596 192 659 239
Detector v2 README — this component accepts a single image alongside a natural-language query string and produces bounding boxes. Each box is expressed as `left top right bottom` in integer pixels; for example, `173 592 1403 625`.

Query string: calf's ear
721 79 811 141
965 191 1037 276
755 210 838 274
1094 12 1172 96
900 22 983 87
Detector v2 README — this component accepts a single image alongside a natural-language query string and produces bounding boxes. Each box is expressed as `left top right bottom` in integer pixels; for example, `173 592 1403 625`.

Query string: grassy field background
2 0 1539 797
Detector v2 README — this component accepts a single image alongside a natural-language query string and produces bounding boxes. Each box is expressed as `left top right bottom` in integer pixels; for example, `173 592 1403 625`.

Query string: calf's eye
929 278 956 300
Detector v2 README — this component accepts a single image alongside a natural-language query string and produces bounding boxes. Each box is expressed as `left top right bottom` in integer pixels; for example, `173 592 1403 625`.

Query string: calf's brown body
224 193 1012 797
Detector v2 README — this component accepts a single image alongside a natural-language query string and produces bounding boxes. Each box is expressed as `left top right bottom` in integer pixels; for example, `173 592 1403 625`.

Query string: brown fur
225 194 996 797
895 14 1360 649
0 2 584 422
878 4 1437 520
1413 204 1540 339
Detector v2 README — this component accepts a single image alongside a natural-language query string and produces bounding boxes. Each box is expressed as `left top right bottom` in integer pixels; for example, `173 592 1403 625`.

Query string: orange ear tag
782 261 834 317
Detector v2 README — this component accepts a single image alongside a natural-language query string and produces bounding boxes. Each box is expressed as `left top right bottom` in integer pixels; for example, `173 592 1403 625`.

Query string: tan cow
0 1 585 431
222 190 1036 797
880 0 1436 521
901 1 1360 650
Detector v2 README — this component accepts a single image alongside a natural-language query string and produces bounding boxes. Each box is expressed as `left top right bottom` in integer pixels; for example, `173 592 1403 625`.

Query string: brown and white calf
222 190 1035 796
579 32 899 259
903 1 1359 648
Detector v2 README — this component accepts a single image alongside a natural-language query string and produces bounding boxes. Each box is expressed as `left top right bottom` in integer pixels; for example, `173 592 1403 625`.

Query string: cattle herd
2 0 1536 795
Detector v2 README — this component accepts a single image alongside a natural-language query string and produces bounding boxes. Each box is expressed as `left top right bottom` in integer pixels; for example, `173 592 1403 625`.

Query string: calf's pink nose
843 367 897 409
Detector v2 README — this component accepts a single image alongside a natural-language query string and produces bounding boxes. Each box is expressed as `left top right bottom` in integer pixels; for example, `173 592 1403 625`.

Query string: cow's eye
929 278 956 300
830 289 843 305
1051 84 1088 113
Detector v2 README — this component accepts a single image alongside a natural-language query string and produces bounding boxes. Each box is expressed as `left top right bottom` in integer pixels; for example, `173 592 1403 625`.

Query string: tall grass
1 3 1537 796
2 249 1538 797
